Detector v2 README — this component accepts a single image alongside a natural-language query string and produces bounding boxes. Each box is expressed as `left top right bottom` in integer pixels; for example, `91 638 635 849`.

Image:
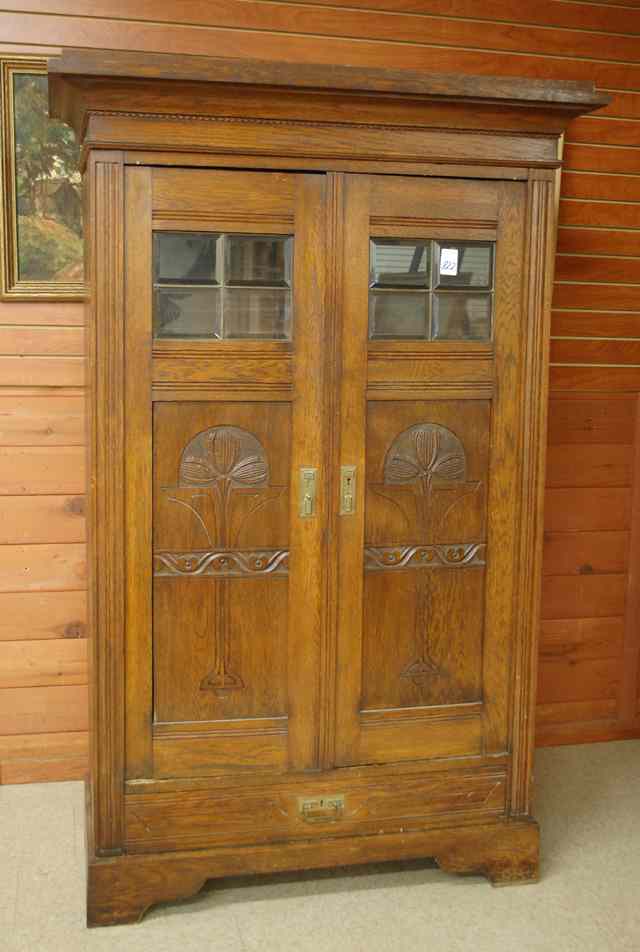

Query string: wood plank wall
1 0 640 782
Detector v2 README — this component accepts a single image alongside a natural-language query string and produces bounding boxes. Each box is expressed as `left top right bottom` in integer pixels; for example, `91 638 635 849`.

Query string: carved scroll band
364 542 485 573
154 548 289 578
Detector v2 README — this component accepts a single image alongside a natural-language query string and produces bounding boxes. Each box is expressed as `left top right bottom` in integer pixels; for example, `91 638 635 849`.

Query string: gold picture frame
1 57 84 299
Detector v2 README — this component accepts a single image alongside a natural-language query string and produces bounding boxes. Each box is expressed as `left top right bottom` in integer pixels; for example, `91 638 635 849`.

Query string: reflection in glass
432 293 492 341
369 292 427 339
224 288 291 339
370 239 429 288
435 242 493 289
226 235 291 287
154 287 221 339
153 233 218 284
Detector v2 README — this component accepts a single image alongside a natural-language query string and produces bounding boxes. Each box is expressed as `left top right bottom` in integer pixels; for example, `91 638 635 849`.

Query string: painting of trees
13 72 83 282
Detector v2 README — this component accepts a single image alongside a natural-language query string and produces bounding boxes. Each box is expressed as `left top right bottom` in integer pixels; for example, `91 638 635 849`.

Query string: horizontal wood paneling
553 284 640 313
547 397 636 445
550 367 640 391
551 312 640 340
0 684 88 735
0 730 88 783
5 9 640 91
559 200 640 232
567 118 640 149
542 531 628 576
536 699 618 726
541 575 627 619
562 174 640 206
0 356 84 387
10 0 640 38
546 444 633 488
0 395 84 446
544 489 631 531
551 339 640 365
3 0 640 780
535 720 640 747
555 256 640 286
0 326 84 356
0 591 86 641
540 617 624 663
562 145 640 176
0 446 86 493
0 495 85 543
0 543 85 592
0 301 83 326
557 230 640 259
0 638 87 688
0 273 87 770
4 5 640 66
537 658 620 704
599 92 640 123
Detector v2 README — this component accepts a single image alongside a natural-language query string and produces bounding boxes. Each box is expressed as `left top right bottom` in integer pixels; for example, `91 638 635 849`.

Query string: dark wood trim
509 172 556 816
87 151 126 856
123 165 153 780
48 49 609 113
537 721 640 748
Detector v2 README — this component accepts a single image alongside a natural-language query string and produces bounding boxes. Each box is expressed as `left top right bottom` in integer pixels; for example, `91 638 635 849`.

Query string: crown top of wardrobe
48 47 610 143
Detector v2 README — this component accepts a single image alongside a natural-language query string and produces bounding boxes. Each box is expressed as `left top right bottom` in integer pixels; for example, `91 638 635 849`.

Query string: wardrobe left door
123 167 328 782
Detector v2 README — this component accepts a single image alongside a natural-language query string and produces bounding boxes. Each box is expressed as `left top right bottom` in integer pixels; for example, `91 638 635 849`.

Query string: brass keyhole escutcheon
340 465 357 515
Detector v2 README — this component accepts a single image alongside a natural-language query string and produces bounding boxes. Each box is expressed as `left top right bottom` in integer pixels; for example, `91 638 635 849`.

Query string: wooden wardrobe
48 50 607 927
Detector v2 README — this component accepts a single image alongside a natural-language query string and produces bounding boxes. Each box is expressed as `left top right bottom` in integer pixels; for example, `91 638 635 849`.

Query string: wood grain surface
1 0 639 787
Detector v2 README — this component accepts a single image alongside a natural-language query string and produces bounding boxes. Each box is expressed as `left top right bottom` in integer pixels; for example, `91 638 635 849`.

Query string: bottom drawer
125 764 507 853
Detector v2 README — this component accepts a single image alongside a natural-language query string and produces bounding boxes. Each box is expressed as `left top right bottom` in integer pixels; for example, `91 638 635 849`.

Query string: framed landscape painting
1 57 84 298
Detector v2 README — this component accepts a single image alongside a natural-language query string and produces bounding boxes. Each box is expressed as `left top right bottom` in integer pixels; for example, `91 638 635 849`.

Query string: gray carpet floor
1 740 639 951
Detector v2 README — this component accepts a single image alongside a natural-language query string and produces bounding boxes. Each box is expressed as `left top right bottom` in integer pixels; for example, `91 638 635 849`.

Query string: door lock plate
299 467 318 518
339 465 356 515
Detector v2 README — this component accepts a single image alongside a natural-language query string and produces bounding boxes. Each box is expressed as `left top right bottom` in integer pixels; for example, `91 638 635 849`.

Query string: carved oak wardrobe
48 50 607 926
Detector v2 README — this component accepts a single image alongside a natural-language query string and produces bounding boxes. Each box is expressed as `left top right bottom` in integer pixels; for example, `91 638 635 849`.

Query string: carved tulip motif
179 426 269 547
385 423 466 513
181 427 268 487
174 426 271 698
383 423 470 686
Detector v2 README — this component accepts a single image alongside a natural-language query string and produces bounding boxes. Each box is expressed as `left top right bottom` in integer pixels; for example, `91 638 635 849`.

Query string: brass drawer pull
298 794 345 823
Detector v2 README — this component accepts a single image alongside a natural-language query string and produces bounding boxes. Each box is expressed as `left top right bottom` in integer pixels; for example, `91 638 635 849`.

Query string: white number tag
440 247 459 276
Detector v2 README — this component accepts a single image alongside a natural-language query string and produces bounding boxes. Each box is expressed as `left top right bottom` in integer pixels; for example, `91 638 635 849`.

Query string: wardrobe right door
333 173 527 768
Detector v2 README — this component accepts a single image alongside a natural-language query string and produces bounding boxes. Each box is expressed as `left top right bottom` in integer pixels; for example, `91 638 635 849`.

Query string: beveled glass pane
226 235 292 287
435 242 493 289
154 232 219 285
432 293 492 341
223 288 291 339
368 291 427 339
370 239 429 288
154 287 221 338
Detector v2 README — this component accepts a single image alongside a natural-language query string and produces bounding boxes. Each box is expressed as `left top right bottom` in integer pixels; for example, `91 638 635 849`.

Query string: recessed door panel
362 400 489 712
363 568 485 711
153 401 291 723
154 576 288 722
